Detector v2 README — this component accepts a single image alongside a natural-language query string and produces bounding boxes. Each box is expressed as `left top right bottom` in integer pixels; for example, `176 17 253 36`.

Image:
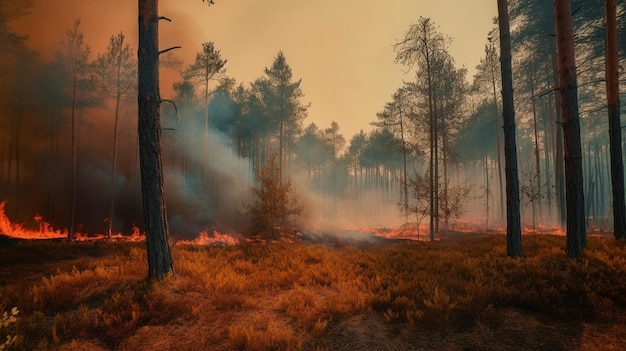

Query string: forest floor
1 232 626 350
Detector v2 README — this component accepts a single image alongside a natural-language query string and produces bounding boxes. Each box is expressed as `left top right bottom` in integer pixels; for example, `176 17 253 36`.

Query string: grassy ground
1 233 625 350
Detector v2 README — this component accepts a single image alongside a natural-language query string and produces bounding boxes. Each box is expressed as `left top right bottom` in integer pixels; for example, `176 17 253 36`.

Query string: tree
0 0 31 50
473 34 505 224
374 86 412 223
604 0 626 240
395 17 448 241
346 130 367 199
94 32 136 238
429 54 469 231
509 0 567 226
246 153 303 241
407 170 431 237
138 0 173 280
554 0 586 256
0 0 36 220
263 51 307 177
59 19 92 241
137 0 217 280
184 41 226 185
497 0 522 258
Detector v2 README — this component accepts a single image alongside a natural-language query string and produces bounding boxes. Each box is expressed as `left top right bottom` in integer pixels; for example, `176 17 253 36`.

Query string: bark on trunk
426 46 435 242
605 0 626 240
554 0 586 256
69 75 78 241
550 36 567 227
138 0 174 280
490 56 504 224
497 0 522 258
109 90 121 239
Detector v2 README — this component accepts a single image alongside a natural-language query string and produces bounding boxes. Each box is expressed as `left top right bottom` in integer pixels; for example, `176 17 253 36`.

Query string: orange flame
0 201 242 244
175 229 240 246
0 201 67 239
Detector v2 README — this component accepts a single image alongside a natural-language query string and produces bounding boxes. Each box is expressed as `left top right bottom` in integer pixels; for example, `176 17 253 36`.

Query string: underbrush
0 234 625 350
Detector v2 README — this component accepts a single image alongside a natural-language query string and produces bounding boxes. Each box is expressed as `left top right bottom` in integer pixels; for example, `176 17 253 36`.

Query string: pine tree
94 32 136 238
497 0 522 257
246 153 303 241
138 0 173 280
554 0 586 256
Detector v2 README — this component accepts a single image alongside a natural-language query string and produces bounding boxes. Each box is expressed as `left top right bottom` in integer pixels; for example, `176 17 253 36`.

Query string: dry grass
1 233 625 350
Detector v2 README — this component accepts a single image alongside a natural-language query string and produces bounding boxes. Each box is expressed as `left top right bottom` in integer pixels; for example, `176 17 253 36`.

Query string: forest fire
174 229 240 246
2 198 584 245
0 200 240 244
0 201 67 240
0 201 142 241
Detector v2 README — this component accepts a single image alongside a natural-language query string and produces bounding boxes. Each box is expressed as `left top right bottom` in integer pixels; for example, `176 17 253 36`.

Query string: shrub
1 307 18 351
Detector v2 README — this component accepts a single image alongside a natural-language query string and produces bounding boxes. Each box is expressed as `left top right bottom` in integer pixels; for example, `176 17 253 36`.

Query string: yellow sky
13 0 497 139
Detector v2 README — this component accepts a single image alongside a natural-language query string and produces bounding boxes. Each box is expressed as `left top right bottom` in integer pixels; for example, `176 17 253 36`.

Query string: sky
12 0 498 139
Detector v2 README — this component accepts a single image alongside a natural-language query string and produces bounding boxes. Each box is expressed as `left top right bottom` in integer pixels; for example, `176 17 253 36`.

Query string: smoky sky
10 0 498 139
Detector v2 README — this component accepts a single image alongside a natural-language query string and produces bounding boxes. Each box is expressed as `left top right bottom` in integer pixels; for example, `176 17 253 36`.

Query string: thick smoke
0 2 507 240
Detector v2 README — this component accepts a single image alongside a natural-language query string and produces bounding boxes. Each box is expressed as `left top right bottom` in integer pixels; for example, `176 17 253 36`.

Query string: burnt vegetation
1 235 626 350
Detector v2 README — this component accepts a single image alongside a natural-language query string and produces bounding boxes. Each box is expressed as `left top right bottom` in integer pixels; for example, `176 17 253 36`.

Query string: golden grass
0 233 625 350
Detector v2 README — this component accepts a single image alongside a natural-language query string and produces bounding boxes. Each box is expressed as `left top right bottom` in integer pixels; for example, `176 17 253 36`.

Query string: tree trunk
109 89 121 238
13 106 21 219
484 155 490 229
426 47 436 242
542 99 553 220
529 64 542 219
399 105 409 223
497 0 522 258
605 0 626 240
490 57 505 224
554 0 586 256
138 0 174 280
550 35 567 227
69 75 78 241
203 71 209 188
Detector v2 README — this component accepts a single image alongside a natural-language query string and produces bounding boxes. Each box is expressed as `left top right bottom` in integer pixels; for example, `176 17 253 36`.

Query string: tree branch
159 16 172 22
159 46 182 55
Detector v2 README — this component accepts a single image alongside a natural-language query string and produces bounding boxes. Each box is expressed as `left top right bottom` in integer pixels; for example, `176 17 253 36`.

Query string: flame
73 224 146 242
175 229 240 246
0 201 67 239
2 200 610 244
0 200 243 244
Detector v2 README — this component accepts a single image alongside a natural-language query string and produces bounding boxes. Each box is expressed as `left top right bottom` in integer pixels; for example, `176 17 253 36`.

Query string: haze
12 0 497 138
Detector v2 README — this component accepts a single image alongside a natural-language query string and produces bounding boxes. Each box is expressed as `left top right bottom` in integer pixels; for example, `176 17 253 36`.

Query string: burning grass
1 233 626 350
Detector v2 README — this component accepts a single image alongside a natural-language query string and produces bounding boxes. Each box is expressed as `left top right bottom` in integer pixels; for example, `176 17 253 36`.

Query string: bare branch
159 46 181 55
